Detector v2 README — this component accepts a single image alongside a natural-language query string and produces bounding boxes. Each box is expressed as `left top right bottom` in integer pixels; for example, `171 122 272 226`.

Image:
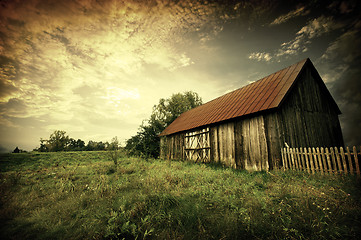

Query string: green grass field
1 151 360 239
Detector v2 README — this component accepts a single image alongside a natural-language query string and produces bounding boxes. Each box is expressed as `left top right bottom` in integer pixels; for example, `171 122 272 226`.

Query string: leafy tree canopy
125 91 202 158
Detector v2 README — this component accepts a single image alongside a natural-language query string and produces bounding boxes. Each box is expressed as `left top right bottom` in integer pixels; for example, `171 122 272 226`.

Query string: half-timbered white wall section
185 127 210 162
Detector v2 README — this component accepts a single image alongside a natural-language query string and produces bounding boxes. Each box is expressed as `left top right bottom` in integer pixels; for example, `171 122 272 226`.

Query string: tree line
33 91 202 157
34 130 111 152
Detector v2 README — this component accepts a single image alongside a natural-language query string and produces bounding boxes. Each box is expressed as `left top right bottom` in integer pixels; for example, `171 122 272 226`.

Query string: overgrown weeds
0 151 360 239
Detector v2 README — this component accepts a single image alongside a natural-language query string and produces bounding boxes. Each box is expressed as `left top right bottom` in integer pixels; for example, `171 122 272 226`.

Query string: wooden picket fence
281 146 361 176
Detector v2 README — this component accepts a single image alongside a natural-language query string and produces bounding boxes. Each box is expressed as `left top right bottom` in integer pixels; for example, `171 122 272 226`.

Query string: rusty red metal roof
159 58 335 136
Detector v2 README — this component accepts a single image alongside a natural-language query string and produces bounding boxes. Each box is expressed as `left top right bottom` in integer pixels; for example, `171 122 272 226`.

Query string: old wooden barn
159 58 344 171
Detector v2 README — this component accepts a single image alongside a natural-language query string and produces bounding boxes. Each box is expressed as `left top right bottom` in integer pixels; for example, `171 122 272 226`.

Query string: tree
46 130 70 152
108 137 122 166
149 91 202 130
125 91 202 158
38 139 49 152
13 147 20 153
67 138 85 151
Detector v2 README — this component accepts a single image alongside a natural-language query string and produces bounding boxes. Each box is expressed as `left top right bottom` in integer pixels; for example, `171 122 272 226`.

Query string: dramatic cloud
277 16 343 57
0 0 360 151
248 52 272 62
317 20 361 146
0 0 246 151
250 15 344 62
321 30 361 63
270 6 310 25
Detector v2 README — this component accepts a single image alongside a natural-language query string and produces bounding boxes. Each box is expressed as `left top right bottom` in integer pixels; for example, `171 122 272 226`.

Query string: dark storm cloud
319 28 361 146
313 1 361 146
333 67 361 146
0 55 20 98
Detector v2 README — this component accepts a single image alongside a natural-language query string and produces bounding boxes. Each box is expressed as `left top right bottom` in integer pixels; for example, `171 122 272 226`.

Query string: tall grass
1 151 360 239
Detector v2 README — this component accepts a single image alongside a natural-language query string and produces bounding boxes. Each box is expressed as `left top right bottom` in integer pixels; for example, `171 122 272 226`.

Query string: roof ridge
201 58 309 106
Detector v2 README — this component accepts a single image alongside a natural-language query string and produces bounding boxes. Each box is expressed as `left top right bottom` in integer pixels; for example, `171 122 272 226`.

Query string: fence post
354 146 360 177
285 148 289 170
312 148 319 173
287 147 292 170
287 148 295 170
346 147 353 175
335 147 343 174
281 148 285 171
309 147 315 174
292 148 296 170
330 148 337 174
286 147 290 170
316 147 324 175
296 148 302 170
340 147 348 175
299 148 305 171
303 147 309 173
321 147 328 174
325 148 333 174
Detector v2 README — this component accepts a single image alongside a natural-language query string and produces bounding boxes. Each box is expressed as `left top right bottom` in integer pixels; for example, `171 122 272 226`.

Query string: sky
0 0 360 152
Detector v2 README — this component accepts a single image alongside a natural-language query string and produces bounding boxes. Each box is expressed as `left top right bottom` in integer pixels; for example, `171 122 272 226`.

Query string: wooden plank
321 147 328 174
229 122 236 168
295 148 301 170
284 148 289 170
298 148 303 170
294 148 300 170
354 146 360 177
303 147 310 173
286 147 291 170
346 147 353 175
290 148 296 170
242 119 250 170
316 147 324 175
283 148 287 170
184 147 211 150
312 147 319 173
299 147 307 171
281 148 285 170
325 148 332 174
309 147 315 174
259 116 269 170
250 118 258 170
234 120 242 169
219 125 225 165
335 147 343 174
340 147 348 175
184 130 210 137
330 147 337 174
299 148 305 171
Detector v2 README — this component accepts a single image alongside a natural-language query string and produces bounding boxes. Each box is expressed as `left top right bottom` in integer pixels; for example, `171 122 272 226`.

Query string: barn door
184 128 210 162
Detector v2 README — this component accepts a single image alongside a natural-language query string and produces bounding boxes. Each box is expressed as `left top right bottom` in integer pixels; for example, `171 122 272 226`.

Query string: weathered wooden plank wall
277 67 343 148
264 112 283 169
160 133 185 160
210 122 236 168
235 115 269 171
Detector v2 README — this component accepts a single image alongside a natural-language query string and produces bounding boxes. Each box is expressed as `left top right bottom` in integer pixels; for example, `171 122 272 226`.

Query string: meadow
0 151 360 239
